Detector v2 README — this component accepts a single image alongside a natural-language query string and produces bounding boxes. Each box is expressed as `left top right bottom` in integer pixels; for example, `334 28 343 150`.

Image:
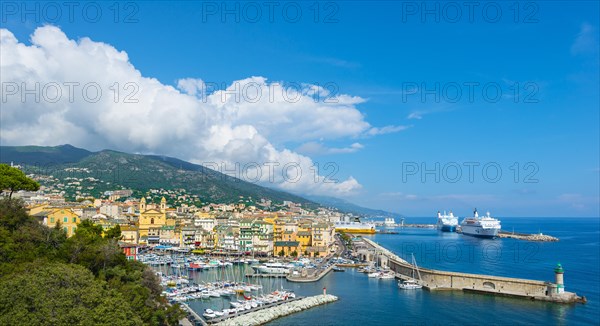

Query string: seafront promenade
360 238 585 304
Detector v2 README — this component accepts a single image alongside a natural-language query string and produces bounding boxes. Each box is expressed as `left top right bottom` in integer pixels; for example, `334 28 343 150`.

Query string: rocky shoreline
215 294 339 326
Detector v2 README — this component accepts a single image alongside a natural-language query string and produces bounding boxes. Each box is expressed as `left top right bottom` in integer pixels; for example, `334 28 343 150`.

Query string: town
17 172 344 261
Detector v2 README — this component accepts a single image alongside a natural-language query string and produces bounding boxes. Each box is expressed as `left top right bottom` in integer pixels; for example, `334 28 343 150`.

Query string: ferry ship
436 211 458 232
460 209 501 238
383 217 396 227
335 216 376 234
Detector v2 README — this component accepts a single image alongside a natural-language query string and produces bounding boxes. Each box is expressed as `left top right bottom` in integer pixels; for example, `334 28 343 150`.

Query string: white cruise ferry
436 211 458 232
460 209 501 238
335 215 376 234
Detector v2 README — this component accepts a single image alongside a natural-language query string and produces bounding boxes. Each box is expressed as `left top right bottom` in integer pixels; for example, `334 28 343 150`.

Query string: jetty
359 238 585 304
214 294 338 326
497 230 559 242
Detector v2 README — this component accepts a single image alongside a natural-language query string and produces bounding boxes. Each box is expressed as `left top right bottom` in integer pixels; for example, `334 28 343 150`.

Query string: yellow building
274 241 301 257
138 197 167 244
33 208 81 237
297 231 312 254
120 225 139 244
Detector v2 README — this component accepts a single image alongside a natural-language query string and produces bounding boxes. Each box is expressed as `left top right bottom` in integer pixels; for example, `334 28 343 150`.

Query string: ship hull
335 227 376 234
439 225 457 232
460 225 499 238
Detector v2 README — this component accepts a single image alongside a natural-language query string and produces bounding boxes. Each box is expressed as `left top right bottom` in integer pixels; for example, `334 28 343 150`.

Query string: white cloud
176 78 206 97
407 112 423 120
296 142 364 155
571 23 599 56
0 26 399 197
366 125 411 136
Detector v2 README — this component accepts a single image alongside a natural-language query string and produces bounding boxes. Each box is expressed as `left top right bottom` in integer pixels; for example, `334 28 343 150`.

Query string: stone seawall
362 238 584 304
215 294 339 326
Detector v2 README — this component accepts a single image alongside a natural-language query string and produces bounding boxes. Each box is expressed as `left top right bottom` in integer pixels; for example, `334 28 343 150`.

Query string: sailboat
398 253 423 290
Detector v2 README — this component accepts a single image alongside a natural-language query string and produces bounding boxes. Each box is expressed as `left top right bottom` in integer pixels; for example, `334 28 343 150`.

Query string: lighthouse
554 263 565 294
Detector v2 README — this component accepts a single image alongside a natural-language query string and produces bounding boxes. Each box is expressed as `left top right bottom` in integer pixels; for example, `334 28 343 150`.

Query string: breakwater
215 294 338 326
497 230 559 242
361 238 585 304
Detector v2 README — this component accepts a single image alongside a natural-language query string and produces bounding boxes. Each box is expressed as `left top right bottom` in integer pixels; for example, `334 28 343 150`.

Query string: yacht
460 209 501 238
251 262 291 274
436 211 458 232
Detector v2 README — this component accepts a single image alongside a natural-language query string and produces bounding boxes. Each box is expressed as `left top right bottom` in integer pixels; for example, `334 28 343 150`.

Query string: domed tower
140 197 146 212
554 263 565 293
160 197 167 213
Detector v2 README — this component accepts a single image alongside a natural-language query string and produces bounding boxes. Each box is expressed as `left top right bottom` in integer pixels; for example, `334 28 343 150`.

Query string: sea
153 217 600 325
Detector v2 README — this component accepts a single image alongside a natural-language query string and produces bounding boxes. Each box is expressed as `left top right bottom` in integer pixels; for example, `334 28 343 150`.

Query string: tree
0 262 144 325
290 250 298 257
105 224 122 240
0 164 40 199
278 249 285 257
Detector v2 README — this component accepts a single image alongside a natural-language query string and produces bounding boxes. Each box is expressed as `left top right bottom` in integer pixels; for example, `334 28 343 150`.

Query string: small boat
398 253 423 290
398 279 422 290
203 309 216 319
378 272 395 279
332 266 345 272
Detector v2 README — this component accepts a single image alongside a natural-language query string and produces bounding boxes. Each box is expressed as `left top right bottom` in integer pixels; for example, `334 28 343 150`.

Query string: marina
137 217 594 326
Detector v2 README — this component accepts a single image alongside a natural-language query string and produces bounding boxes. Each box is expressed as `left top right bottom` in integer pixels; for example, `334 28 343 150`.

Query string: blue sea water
162 217 600 325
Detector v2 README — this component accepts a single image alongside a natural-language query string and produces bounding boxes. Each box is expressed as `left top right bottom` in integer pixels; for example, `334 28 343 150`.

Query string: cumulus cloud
0 26 397 196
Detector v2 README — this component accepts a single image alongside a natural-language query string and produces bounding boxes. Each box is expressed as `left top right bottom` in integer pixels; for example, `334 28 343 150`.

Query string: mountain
0 144 92 166
307 195 403 218
0 145 315 207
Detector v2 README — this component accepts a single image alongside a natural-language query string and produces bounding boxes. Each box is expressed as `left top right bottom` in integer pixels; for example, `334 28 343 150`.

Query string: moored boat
460 209 501 238
436 211 458 232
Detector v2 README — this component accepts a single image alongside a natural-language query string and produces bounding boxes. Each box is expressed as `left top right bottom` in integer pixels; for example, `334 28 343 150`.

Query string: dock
179 302 208 326
245 273 288 278
286 264 335 283
360 238 585 304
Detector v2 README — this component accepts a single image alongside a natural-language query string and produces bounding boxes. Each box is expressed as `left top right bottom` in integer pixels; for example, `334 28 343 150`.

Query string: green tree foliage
0 263 144 325
0 198 185 325
105 224 122 240
0 164 40 198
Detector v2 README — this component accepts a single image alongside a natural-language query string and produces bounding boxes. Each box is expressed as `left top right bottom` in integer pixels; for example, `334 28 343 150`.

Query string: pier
287 264 335 283
245 273 287 278
360 238 585 304
497 230 559 242
213 294 338 326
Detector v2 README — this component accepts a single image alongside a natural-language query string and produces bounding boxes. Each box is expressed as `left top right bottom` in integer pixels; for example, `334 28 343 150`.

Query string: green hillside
0 145 316 208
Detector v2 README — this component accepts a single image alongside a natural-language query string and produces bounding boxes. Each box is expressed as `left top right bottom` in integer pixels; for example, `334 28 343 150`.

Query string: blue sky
1 1 598 216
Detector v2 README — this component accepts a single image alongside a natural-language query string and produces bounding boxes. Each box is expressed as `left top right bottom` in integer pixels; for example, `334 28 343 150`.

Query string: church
137 197 167 244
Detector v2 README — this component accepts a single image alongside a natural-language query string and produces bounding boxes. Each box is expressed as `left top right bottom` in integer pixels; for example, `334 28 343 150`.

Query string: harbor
358 237 585 304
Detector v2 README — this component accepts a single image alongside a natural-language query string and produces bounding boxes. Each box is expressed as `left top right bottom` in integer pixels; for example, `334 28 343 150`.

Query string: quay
214 294 338 326
359 238 585 304
246 273 287 278
179 302 208 326
287 264 335 282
